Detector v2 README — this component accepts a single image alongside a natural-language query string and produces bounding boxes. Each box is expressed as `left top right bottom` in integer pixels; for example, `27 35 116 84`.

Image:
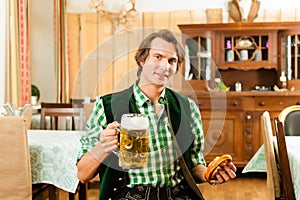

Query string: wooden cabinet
189 92 300 167
179 22 300 91
179 22 300 167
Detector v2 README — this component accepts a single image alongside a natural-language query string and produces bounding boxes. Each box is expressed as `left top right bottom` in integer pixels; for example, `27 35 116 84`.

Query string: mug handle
113 128 121 156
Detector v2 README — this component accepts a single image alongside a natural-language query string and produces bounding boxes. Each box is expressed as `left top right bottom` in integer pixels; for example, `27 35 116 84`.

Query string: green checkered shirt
78 83 206 187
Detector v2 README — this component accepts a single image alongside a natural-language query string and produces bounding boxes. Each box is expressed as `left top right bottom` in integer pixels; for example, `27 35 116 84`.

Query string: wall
30 0 56 103
30 1 300 101
67 6 300 100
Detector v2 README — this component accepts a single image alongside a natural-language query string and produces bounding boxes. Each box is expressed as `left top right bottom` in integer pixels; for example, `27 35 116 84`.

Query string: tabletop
243 136 300 200
28 129 84 193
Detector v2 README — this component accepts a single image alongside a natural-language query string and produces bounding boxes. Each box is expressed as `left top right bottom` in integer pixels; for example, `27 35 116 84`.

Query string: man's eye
169 59 177 65
155 55 161 59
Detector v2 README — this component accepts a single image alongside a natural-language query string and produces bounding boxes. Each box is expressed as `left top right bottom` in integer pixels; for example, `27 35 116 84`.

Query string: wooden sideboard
178 22 300 167
182 91 300 167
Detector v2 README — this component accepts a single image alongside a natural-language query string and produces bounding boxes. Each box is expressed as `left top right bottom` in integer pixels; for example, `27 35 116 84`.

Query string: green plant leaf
31 84 40 101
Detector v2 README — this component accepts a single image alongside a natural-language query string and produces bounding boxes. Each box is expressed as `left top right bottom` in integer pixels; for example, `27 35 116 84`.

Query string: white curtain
0 0 10 105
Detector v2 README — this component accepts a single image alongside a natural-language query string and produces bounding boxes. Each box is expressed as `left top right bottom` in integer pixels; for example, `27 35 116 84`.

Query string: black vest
97 85 195 200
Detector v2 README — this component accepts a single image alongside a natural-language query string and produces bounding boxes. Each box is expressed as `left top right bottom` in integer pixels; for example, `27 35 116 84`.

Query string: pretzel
205 154 232 181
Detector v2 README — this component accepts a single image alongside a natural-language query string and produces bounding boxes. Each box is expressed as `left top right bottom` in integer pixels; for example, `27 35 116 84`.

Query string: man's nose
160 58 170 69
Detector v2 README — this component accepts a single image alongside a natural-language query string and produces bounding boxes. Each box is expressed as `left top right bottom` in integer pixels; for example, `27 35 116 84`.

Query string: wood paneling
67 8 298 99
67 14 80 98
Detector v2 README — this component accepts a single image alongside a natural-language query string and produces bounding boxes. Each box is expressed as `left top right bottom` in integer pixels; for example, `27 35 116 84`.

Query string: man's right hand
89 121 120 161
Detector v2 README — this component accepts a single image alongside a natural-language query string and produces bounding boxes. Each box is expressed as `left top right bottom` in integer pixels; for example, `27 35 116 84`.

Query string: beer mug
119 113 149 169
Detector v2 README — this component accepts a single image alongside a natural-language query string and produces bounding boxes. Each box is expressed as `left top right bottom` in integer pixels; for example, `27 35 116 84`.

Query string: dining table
243 136 300 200
27 129 84 193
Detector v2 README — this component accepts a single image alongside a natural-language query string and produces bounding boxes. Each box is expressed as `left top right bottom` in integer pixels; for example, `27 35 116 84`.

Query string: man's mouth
156 73 168 80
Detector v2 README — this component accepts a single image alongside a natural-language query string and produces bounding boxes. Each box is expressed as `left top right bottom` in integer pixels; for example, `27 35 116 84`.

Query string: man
77 29 236 200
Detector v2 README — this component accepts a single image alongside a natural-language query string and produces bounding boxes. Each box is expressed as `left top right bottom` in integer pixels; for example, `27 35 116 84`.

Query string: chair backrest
0 116 32 200
41 102 74 108
274 118 296 200
40 107 84 131
261 111 281 199
278 105 300 136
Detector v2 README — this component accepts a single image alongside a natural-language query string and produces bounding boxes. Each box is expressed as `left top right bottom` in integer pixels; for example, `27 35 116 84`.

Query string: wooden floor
197 172 269 200
85 171 269 200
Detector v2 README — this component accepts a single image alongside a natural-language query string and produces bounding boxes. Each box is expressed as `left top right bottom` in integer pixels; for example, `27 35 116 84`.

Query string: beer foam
121 114 149 130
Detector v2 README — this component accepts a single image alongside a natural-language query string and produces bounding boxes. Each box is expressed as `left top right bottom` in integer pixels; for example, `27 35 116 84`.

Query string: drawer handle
197 102 202 106
246 115 252 120
259 102 265 106
279 102 283 106
232 101 239 106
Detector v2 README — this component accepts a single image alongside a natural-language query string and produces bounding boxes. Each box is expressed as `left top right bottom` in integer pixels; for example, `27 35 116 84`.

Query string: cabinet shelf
235 47 256 50
224 35 269 64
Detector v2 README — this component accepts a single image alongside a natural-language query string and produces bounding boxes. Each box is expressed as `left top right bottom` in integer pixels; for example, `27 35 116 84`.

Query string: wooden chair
40 107 84 131
41 102 74 108
274 118 296 200
40 102 81 130
261 111 281 199
40 104 87 200
278 105 300 136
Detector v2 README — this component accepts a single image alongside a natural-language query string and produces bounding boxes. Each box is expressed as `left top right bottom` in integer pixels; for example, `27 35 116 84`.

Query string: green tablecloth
243 136 300 200
242 145 266 173
28 130 84 193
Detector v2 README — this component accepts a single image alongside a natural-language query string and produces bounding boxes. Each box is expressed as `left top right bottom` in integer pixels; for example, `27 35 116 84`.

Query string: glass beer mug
119 113 149 169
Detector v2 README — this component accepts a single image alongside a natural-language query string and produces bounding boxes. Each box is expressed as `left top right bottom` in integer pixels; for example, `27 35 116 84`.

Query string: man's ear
140 60 145 66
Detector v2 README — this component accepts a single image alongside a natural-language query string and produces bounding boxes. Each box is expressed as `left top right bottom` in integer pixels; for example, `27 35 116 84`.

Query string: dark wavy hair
135 29 185 77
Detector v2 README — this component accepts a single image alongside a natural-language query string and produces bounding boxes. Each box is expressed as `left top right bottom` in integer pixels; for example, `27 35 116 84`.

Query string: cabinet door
279 31 300 81
246 111 262 161
184 34 213 82
201 110 244 166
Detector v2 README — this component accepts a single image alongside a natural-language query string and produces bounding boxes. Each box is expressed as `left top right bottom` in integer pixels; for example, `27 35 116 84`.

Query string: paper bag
0 116 32 200
24 106 33 130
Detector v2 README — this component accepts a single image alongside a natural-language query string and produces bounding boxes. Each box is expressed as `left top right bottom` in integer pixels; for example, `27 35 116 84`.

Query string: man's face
139 38 178 87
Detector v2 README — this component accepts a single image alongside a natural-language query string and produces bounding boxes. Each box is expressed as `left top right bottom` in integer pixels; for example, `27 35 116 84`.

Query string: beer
119 114 149 169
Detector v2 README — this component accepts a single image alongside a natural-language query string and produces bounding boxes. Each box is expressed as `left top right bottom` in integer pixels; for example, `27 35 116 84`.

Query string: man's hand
205 155 237 185
89 121 120 161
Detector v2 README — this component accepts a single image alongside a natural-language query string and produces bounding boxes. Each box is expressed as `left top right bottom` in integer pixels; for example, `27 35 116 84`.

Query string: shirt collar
133 82 166 107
